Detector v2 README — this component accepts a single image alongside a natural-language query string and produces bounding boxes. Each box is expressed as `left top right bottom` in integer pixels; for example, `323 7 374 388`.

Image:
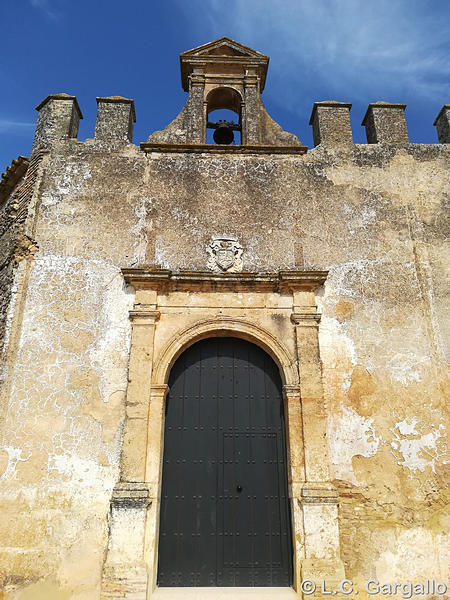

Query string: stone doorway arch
101 269 344 600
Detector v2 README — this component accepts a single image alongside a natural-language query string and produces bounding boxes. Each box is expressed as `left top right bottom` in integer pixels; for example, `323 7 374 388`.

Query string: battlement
29 40 448 152
31 92 449 152
32 93 82 153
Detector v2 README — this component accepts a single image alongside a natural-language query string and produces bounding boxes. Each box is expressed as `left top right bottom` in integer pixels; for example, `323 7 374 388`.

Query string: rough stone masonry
0 37 449 600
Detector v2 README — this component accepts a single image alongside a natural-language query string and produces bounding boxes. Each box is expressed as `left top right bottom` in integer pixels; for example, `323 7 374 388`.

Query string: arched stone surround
101 269 345 599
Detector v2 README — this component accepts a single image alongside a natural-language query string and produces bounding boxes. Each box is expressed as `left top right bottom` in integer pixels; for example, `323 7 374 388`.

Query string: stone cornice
140 142 308 155
122 268 328 292
300 483 339 505
129 309 160 323
111 482 152 507
291 312 321 325
180 37 269 91
282 385 301 398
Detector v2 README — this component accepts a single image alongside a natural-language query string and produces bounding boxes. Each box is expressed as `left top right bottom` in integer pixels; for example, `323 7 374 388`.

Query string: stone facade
0 38 448 600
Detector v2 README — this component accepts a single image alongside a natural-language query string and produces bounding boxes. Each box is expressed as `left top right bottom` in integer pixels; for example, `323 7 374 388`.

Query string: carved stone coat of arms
206 237 243 272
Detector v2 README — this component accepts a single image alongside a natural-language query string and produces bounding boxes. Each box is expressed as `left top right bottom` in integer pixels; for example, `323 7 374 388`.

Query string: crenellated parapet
29 91 450 152
29 37 448 154
309 100 449 148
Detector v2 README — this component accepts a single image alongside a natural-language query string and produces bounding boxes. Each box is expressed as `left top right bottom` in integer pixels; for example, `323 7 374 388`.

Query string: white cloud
30 0 59 20
0 120 34 135
176 0 450 113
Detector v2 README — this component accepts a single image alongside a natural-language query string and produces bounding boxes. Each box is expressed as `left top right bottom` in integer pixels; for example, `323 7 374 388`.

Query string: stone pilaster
291 295 330 482
434 104 450 143
299 483 345 587
101 483 152 600
309 101 353 147
121 301 160 482
144 385 169 490
291 292 345 588
242 70 261 144
186 69 206 143
362 102 409 144
283 384 306 592
143 384 170 595
102 295 161 599
283 385 306 491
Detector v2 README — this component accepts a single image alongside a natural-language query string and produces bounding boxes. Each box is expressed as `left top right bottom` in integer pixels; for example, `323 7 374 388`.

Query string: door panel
158 337 292 587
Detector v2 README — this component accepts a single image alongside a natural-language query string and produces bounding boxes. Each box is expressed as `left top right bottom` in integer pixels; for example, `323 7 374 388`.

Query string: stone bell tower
148 37 302 146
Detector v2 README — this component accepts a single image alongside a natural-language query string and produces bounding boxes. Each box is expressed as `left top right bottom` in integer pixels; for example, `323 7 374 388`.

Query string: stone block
95 96 136 142
32 93 82 152
434 104 450 143
309 101 353 147
362 101 409 143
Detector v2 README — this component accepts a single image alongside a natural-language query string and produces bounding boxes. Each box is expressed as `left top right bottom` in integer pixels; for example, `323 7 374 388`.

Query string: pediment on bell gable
181 37 267 59
180 37 269 91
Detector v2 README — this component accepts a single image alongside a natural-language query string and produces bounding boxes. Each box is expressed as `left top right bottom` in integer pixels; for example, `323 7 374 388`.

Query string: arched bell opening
206 87 242 145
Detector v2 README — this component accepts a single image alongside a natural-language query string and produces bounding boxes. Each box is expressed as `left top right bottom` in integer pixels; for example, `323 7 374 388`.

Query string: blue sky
1 0 449 172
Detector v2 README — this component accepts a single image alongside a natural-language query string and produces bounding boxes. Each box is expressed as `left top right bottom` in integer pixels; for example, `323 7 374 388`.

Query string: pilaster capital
300 482 339 505
283 384 301 399
111 482 152 508
150 384 169 400
189 72 206 87
129 308 160 325
291 311 321 326
244 74 259 88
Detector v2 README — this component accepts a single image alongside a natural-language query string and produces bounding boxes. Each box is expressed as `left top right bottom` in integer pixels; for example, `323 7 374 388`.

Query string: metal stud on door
157 337 292 587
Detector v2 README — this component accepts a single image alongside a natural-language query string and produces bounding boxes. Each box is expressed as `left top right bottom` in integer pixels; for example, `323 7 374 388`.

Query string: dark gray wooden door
157 337 292 587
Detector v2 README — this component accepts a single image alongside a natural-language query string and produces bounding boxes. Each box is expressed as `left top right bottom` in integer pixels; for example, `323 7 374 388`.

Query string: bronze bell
213 121 235 145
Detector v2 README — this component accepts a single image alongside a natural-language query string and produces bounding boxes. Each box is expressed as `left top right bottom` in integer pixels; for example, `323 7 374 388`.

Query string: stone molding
122 267 328 291
150 383 169 395
300 482 339 505
100 265 345 597
140 142 308 154
180 37 269 92
129 309 160 324
151 316 299 389
291 311 321 326
282 384 302 398
111 482 152 508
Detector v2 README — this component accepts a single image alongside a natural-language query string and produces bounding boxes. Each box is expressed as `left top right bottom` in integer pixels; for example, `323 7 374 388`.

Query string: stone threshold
151 588 298 599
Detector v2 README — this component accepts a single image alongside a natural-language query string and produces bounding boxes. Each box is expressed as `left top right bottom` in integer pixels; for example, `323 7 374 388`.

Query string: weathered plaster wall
0 134 449 598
